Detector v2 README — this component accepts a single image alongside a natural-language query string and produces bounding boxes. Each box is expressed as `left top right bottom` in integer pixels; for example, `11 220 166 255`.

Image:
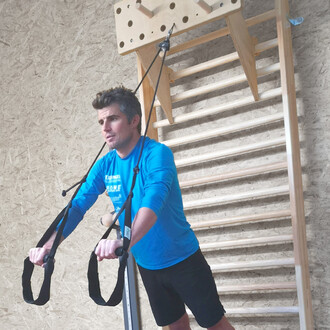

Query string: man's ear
131 114 140 129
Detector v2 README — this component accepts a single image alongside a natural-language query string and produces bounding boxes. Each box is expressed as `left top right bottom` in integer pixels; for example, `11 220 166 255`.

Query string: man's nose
103 121 111 131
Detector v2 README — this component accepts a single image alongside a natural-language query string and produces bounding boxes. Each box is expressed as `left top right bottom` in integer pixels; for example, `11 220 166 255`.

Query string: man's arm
29 231 65 267
95 143 173 261
29 157 107 266
95 207 157 261
130 207 157 247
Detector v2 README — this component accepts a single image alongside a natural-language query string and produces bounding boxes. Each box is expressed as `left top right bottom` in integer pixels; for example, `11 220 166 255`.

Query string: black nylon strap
23 25 174 307
22 142 107 305
87 175 134 306
86 25 173 306
22 207 65 305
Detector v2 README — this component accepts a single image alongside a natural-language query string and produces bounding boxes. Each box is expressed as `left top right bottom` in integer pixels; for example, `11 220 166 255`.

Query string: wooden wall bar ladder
114 0 313 329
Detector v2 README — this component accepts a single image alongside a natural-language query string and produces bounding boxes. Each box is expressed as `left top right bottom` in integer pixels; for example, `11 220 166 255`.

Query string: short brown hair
92 86 142 134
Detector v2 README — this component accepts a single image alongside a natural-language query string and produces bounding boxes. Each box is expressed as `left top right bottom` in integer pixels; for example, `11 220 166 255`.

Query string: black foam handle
115 247 124 257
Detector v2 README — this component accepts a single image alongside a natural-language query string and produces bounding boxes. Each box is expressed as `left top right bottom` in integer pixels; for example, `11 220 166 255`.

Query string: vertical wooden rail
226 10 259 101
275 0 313 329
136 54 159 141
136 44 174 125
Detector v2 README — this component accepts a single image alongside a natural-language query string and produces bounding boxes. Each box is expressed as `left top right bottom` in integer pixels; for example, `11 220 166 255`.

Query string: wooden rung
255 38 279 54
153 63 280 107
217 281 296 294
180 161 287 189
153 87 282 128
168 9 276 55
200 234 293 251
190 209 291 230
222 306 299 315
163 113 284 148
210 258 295 273
187 306 299 317
175 136 286 168
170 38 278 81
183 185 289 210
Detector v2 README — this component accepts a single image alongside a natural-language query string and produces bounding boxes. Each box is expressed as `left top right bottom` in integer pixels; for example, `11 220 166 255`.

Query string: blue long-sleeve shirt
60 137 199 269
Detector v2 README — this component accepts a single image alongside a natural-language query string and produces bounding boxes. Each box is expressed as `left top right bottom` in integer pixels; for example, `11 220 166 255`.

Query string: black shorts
138 249 225 328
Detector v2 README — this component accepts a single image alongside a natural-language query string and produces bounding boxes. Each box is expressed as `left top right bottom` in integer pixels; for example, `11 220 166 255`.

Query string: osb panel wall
0 1 329 330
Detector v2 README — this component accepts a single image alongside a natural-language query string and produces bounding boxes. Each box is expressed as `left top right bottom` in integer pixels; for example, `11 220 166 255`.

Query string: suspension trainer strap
22 142 107 305
87 25 174 306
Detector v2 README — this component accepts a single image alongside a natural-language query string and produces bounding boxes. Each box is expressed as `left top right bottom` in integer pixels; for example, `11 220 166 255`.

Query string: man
29 87 234 330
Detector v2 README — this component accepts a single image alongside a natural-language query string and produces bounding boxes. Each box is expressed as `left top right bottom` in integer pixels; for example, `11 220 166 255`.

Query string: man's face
97 103 138 155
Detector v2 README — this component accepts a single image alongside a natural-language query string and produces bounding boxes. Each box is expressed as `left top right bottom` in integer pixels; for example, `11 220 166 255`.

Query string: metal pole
117 228 141 330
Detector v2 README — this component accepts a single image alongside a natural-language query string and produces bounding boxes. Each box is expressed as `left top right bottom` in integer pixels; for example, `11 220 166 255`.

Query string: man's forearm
129 207 157 249
43 231 65 250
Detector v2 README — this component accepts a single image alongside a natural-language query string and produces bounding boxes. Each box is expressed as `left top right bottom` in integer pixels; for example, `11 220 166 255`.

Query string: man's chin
105 141 116 149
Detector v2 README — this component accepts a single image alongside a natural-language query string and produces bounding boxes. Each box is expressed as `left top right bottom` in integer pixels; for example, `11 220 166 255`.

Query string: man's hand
28 231 63 267
29 247 50 268
95 239 123 261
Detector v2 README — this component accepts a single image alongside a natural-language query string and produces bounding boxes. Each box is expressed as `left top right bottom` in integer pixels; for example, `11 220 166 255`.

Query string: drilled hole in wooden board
119 41 125 48
182 16 189 23
128 20 133 27
170 2 175 9
116 7 121 14
160 25 166 32
231 0 238 3
139 33 145 40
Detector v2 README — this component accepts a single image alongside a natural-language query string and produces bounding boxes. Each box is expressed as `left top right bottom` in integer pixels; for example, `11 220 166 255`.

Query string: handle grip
115 247 124 257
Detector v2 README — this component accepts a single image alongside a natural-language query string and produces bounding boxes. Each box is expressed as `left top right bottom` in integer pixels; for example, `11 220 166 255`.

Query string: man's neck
116 133 141 159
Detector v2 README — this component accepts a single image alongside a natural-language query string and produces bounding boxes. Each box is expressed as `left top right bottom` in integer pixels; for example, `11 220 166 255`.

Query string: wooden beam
217 281 297 294
200 234 293 251
225 306 299 315
163 113 284 148
190 209 291 230
183 185 289 210
136 54 158 141
153 87 282 128
180 161 287 189
169 38 278 81
154 63 279 107
175 136 286 168
168 9 276 55
211 258 295 273
136 44 174 123
187 306 299 317
200 306 299 316
275 1 313 328
226 10 259 100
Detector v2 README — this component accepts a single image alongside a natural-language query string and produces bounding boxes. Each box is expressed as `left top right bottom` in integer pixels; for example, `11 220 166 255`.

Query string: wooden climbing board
114 0 242 55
